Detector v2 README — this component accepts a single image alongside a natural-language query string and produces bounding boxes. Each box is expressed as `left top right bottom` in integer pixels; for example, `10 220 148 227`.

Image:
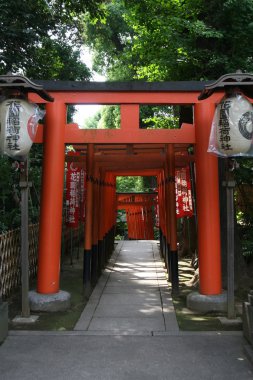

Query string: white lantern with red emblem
0 98 43 160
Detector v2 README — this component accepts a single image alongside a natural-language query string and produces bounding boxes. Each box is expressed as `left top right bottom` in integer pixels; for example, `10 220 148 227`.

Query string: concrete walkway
74 240 179 334
0 240 252 379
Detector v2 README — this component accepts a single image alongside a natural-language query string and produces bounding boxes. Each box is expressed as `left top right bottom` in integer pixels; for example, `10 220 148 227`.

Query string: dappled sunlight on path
74 240 179 334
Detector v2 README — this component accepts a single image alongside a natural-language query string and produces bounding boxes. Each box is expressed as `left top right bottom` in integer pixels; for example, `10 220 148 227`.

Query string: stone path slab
74 240 179 333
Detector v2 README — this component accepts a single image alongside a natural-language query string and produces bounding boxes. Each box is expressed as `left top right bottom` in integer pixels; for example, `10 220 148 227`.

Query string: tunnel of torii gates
29 81 223 297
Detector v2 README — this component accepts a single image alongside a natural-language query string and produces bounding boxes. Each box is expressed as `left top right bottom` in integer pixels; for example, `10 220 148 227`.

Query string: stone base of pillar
187 291 227 313
29 290 71 312
0 302 8 343
12 315 39 324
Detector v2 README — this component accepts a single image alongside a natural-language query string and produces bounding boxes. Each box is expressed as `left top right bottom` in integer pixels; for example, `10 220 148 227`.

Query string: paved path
74 240 178 333
0 240 252 379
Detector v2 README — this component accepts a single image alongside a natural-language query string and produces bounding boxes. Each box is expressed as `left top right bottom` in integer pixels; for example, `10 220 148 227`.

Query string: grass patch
172 286 242 331
172 258 243 331
8 258 87 331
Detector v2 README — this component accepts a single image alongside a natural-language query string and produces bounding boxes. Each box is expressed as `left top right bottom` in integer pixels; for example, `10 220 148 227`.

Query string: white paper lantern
0 98 39 160
215 94 253 156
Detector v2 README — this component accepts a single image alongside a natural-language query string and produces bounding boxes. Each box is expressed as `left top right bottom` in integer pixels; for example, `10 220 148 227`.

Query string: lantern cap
198 70 253 100
0 73 54 102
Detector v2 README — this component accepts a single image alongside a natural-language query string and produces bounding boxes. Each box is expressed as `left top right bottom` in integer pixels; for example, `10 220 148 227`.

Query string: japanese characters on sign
65 151 86 227
79 168 86 222
175 166 193 218
65 153 81 228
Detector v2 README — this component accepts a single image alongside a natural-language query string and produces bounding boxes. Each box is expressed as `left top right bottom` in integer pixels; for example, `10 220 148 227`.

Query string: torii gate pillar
187 101 226 312
195 101 222 295
29 101 71 312
187 101 225 312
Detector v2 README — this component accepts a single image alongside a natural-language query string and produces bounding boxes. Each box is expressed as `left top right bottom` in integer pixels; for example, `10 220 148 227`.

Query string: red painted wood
195 102 222 295
37 102 66 294
34 123 195 144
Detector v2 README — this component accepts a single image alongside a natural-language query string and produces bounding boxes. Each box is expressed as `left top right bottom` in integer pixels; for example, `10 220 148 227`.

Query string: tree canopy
0 0 106 233
0 0 105 79
83 0 253 81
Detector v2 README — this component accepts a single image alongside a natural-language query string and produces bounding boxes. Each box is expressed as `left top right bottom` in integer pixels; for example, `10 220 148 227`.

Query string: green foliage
84 111 102 129
241 237 253 259
81 0 135 80
140 105 180 129
99 106 120 129
0 0 104 78
116 176 145 193
27 39 91 81
0 0 106 234
82 0 253 81
0 144 43 234
116 176 156 193
116 209 127 238
0 0 54 74
0 156 20 232
83 106 120 129
234 158 253 259
125 0 253 80
234 158 253 186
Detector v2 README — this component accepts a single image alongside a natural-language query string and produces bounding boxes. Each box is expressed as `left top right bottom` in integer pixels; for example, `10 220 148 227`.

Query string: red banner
65 152 81 228
175 166 193 218
79 168 86 222
154 190 159 227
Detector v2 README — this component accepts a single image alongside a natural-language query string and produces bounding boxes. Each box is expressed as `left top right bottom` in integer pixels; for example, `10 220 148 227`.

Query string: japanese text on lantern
6 101 21 151
218 100 233 152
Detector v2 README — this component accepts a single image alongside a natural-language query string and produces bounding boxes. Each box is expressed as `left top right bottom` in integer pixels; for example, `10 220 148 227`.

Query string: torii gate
117 192 157 240
29 81 222 308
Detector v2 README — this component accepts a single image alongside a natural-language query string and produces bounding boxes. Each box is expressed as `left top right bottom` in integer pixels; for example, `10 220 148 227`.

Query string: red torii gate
117 193 157 240
29 81 222 305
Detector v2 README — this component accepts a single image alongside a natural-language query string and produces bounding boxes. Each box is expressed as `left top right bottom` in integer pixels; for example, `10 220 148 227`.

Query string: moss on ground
172 258 243 331
8 259 87 331
172 287 242 331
